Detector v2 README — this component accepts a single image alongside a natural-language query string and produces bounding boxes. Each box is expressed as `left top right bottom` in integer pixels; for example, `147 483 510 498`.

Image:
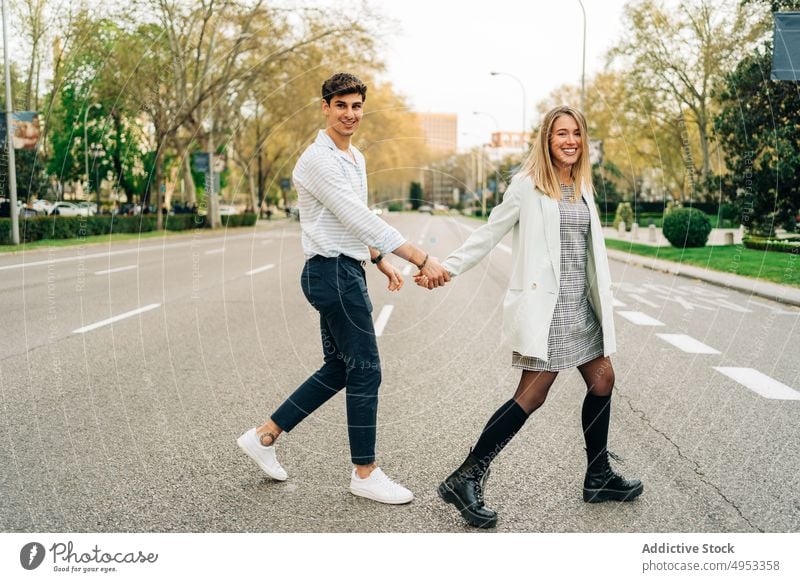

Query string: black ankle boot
583 450 643 503
438 451 498 528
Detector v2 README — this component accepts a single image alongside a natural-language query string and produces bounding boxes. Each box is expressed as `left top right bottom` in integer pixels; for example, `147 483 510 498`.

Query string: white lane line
94 265 137 276
713 367 800 401
402 264 414 276
628 293 659 308
374 305 394 337
0 231 275 272
205 248 224 255
72 303 161 334
612 297 626 307
616 311 665 326
656 333 720 354
245 264 275 276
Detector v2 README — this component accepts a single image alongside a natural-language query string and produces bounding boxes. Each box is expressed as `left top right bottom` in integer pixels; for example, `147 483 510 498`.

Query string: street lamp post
473 111 501 214
490 71 528 152
84 103 101 193
90 143 104 210
578 0 587 113
2 0 19 244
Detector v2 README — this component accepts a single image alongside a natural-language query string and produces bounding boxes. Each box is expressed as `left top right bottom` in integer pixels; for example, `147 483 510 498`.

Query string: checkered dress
512 184 604 371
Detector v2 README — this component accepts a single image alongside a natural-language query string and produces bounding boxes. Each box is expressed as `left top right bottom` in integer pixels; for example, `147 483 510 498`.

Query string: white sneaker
237 428 287 481
349 467 414 504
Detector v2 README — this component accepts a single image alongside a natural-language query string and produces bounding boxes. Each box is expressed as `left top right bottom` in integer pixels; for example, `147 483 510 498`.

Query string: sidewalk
602 225 744 247
606 247 800 307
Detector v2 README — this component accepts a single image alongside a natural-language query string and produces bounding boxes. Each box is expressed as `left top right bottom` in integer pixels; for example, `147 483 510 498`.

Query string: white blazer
442 175 616 361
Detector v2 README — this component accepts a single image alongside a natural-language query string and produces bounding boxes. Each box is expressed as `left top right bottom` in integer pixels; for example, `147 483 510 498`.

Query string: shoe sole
583 483 644 503
236 435 287 481
349 487 413 505
437 483 497 529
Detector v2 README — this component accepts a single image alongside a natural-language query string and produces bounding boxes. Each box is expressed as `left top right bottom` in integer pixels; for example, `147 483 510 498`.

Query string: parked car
32 199 53 214
50 201 91 217
371 206 384 216
418 204 433 213
76 201 98 215
218 204 240 216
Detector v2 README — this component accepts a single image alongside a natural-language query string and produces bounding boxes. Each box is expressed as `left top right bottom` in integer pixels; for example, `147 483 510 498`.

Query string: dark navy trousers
271 255 381 465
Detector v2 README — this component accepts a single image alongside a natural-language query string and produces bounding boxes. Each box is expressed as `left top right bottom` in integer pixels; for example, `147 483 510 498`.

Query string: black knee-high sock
471 399 530 466
582 392 611 471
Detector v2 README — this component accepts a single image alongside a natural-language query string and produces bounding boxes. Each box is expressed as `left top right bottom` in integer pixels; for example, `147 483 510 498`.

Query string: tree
409 182 424 210
715 43 800 236
609 0 764 199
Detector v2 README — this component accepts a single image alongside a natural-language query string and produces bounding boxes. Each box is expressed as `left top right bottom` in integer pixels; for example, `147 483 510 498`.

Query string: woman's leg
576 356 642 502
439 369 558 529
471 369 559 465
577 356 615 470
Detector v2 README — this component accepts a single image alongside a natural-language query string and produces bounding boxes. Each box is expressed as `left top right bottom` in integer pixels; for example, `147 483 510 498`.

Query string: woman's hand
377 259 403 291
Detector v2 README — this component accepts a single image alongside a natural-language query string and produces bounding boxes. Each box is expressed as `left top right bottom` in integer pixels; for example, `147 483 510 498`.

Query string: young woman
424 105 643 528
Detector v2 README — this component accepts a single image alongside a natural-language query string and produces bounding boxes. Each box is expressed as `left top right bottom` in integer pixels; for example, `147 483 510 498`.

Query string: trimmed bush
662 208 712 248
0 213 258 244
613 202 634 231
742 235 800 254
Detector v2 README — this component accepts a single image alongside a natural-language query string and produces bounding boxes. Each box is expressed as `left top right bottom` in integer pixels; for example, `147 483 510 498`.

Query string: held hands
413 256 450 290
376 259 404 292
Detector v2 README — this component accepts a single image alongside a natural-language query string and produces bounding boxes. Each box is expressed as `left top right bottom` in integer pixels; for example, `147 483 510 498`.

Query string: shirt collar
315 130 358 165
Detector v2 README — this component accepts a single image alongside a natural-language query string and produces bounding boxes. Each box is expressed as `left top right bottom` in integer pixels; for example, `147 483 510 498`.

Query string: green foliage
0 213 257 244
592 162 623 207
715 43 800 237
2 149 49 201
662 208 712 248
742 235 800 254
409 182 424 210
613 202 634 231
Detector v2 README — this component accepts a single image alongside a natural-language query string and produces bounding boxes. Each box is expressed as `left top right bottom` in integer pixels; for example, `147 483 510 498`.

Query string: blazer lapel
540 194 561 283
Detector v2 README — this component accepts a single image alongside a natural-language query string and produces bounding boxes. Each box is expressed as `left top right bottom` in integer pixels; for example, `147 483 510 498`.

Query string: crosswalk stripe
616 311 665 326
713 367 800 400
628 293 659 308
656 333 720 354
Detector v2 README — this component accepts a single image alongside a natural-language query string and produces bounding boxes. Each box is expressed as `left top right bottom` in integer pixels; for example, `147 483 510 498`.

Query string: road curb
606 248 800 308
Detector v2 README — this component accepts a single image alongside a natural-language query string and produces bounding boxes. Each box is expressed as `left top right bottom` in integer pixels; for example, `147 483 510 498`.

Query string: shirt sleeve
442 177 521 277
300 153 406 254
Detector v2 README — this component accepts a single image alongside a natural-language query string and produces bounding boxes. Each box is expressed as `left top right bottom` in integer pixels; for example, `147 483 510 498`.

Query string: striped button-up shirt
293 130 406 261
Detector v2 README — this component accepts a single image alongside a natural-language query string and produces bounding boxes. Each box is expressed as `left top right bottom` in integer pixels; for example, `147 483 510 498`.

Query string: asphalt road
1 213 798 533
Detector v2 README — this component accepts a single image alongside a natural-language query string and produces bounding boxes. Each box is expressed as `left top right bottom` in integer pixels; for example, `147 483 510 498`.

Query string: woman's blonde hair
518 105 593 200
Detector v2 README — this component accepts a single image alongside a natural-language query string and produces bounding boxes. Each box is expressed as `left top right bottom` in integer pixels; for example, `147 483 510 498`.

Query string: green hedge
662 208 712 248
742 235 800 254
0 213 258 244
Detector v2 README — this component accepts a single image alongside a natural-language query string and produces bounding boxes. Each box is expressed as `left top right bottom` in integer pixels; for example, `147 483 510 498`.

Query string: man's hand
377 259 403 291
416 256 450 289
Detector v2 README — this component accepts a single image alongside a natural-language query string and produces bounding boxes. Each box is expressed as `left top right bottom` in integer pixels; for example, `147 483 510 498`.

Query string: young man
238 73 449 504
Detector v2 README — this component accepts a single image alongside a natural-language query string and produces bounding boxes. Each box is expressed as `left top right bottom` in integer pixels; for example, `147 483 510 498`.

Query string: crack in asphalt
616 391 764 532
